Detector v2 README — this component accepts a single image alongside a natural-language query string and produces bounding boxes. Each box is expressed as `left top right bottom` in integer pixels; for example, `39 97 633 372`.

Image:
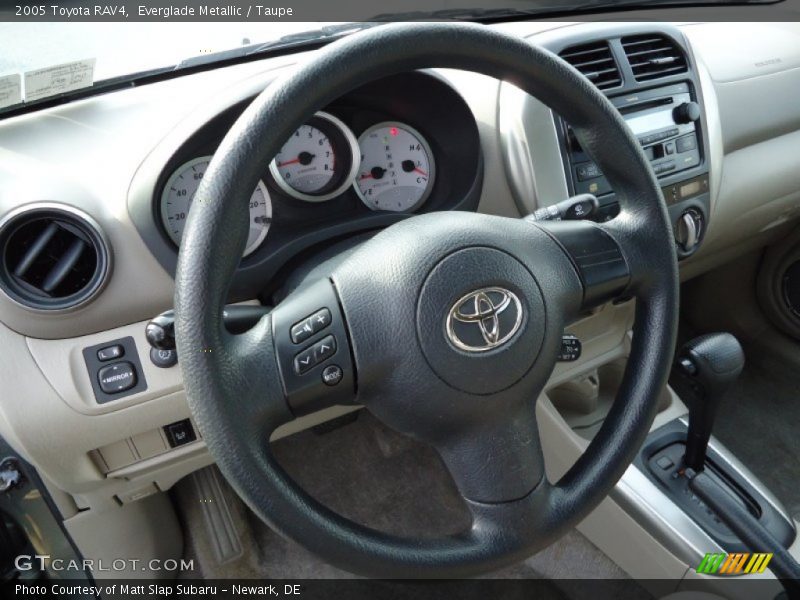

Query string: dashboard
1 21 800 529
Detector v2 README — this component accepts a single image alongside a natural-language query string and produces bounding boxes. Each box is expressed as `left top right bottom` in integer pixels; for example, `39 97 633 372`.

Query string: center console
561 82 709 258
499 23 712 259
546 25 712 259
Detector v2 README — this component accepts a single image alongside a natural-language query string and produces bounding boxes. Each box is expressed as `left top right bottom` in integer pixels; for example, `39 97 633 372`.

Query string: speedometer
160 156 272 257
269 111 359 202
355 122 435 212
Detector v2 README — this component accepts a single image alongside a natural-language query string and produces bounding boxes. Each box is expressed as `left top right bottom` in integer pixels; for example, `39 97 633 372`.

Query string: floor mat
711 349 800 519
174 411 651 599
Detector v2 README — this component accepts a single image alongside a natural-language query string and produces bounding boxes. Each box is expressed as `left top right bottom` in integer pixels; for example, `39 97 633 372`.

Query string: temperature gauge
355 122 435 212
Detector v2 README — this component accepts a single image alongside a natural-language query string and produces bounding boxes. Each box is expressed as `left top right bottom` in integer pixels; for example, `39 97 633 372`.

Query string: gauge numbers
160 156 272 257
270 111 360 202
355 122 435 212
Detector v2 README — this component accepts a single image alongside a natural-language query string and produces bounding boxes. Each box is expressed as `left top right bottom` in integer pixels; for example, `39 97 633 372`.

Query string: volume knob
673 101 701 124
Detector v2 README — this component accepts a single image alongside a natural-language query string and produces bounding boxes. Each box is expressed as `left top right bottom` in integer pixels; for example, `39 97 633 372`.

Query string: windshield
0 0 782 112
0 23 337 82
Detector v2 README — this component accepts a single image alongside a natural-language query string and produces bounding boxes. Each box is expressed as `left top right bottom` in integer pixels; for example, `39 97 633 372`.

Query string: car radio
558 81 710 259
563 82 702 199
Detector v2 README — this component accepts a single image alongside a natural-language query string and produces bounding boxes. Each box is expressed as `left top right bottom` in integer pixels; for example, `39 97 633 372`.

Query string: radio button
654 161 676 175
673 101 701 124
676 134 697 153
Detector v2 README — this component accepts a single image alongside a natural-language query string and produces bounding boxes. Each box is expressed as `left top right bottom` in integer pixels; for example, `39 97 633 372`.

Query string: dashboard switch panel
82 336 147 404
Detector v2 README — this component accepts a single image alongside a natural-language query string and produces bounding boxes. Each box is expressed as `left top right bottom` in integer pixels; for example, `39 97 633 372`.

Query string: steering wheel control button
82 336 148 404
150 347 178 368
293 335 337 375
164 419 196 448
272 280 355 415
312 335 336 363
558 335 582 362
322 365 343 386
290 307 332 343
97 345 124 361
97 362 137 394
291 319 315 344
294 348 316 375
311 308 331 330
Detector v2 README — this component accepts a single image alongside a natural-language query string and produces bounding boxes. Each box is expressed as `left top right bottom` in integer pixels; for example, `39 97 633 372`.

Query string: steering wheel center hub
417 247 545 395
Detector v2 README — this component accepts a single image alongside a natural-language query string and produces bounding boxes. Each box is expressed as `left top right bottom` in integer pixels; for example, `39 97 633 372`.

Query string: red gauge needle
359 173 373 180
278 151 315 168
414 167 428 177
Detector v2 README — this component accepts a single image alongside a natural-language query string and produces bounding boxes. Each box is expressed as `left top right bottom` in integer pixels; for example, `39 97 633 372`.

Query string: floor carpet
173 411 651 600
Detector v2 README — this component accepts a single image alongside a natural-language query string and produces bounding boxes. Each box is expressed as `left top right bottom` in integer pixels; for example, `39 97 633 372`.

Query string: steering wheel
174 22 678 578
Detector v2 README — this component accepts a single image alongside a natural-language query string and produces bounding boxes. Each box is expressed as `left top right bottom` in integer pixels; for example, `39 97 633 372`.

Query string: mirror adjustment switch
82 336 148 404
97 362 137 394
97 345 124 361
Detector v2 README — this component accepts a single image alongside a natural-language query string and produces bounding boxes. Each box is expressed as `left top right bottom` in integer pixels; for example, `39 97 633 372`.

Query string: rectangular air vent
621 34 688 82
559 41 622 91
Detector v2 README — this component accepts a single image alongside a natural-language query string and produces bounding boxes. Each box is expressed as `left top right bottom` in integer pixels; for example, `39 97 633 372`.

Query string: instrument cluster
151 71 481 265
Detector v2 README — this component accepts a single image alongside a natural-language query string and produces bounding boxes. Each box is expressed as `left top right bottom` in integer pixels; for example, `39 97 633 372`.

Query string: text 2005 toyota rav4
1 5 800 600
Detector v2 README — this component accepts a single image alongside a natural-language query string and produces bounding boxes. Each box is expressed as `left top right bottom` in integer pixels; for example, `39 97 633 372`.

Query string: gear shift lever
674 333 744 471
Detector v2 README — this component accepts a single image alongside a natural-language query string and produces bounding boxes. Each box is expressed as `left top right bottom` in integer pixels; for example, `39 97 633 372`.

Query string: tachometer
355 122 435 212
160 156 272 257
269 111 359 202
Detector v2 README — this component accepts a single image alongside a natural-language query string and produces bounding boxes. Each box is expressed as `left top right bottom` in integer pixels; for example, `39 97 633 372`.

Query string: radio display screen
625 109 675 137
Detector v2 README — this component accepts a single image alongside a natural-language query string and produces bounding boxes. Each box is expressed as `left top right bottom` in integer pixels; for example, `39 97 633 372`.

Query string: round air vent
0 204 110 311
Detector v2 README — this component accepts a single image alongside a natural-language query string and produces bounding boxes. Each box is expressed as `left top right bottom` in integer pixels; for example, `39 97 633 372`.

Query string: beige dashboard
0 21 799 528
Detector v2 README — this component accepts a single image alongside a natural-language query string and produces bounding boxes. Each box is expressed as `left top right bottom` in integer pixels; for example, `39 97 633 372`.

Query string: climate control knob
676 208 704 253
673 101 701 124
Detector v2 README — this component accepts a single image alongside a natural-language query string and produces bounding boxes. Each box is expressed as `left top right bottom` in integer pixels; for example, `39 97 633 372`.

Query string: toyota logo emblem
446 287 523 352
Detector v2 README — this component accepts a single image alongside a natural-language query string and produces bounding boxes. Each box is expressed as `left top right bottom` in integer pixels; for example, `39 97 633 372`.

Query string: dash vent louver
559 41 623 91
622 34 688 82
0 205 109 310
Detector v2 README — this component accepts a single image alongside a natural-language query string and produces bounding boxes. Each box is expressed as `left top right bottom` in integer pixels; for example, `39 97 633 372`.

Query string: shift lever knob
676 333 744 471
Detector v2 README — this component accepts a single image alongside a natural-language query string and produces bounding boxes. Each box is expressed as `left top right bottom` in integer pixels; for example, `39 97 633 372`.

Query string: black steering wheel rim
174 22 679 578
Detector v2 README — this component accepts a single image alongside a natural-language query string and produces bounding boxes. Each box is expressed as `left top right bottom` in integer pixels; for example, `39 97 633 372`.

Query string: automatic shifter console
634 333 795 552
